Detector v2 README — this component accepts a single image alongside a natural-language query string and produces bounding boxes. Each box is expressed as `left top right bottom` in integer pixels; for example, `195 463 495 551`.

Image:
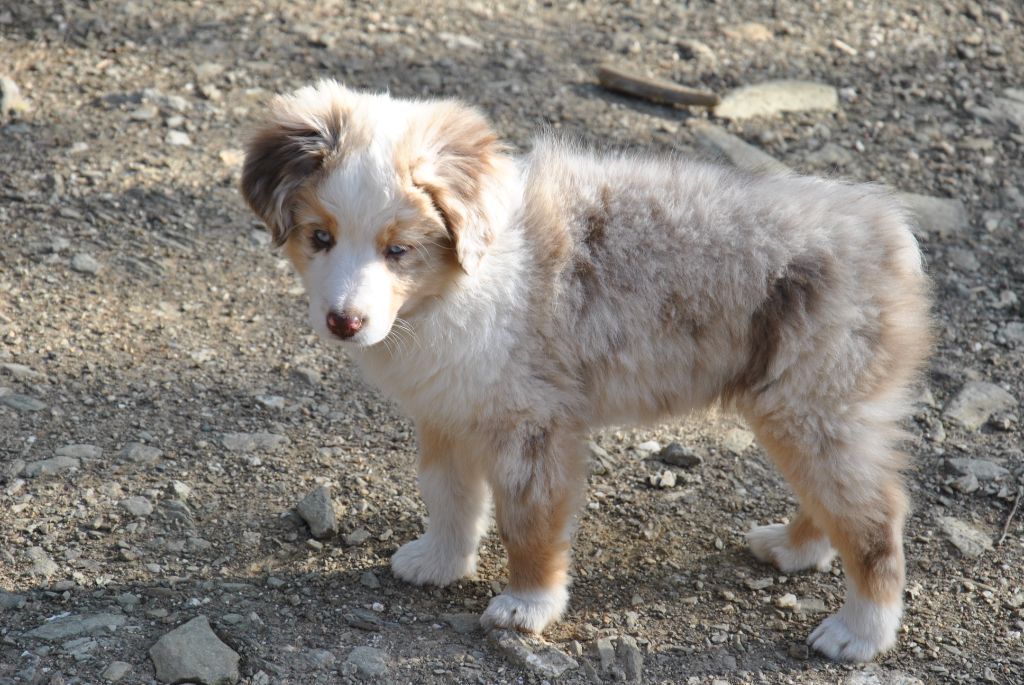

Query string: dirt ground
1 1 1022 683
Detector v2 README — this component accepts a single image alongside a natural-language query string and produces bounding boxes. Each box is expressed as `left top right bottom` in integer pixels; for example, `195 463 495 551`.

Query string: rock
657 442 702 468
345 608 383 631
27 546 59 578
1 393 47 411
120 442 162 464
344 528 371 546
56 444 102 459
166 130 192 147
587 441 615 475
194 62 225 81
440 612 479 634
170 480 192 499
0 591 27 610
27 613 126 641
489 629 578 679
23 456 80 477
775 593 798 609
595 636 616 671
969 92 1024 129
648 470 676 488
1002 322 1024 346
714 80 839 120
121 496 154 517
1 76 30 119
296 485 337 538
938 516 994 558
744 577 774 591
805 142 854 167
634 440 661 453
946 457 1010 481
291 366 321 386
101 661 132 682
63 636 99 661
221 432 290 453
722 22 773 42
344 646 388 679
300 649 337 671
943 381 1017 430
359 571 380 589
615 635 643 682
795 597 828 614
70 253 101 274
219 148 244 166
950 472 979 494
692 123 792 176
675 38 717 69
1 362 42 380
722 427 755 454
255 394 285 410
947 247 980 272
895 192 969 238
129 104 158 121
149 615 240 685
844 668 925 685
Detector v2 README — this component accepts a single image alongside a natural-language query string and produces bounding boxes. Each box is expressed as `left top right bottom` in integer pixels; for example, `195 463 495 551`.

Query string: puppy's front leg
391 424 489 586
480 425 586 634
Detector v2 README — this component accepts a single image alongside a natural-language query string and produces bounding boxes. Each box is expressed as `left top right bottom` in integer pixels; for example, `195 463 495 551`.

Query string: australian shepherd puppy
240 81 931 662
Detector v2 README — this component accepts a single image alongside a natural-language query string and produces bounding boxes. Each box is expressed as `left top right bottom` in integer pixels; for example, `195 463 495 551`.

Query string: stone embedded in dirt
896 192 970 238
149 615 240 685
344 528 371 546
0 591 27 610
713 80 839 120
587 441 615 475
56 444 102 459
165 130 192 147
101 660 133 682
300 648 337 672
27 546 59 578
775 593 798 609
595 636 616 671
291 365 321 386
634 440 661 453
441 612 480 634
489 629 578 679
794 597 828 614
615 635 643 682
844 669 925 685
1002 322 1024 346
1 393 46 411
943 381 1017 430
968 90 1024 129
221 432 290 453
255 394 285 410
63 636 99 660
946 457 1010 481
296 485 337 538
70 253 101 274
121 496 154 517
120 442 163 464
657 442 702 469
343 646 389 679
938 516 994 558
345 608 383 632
745 577 774 591
805 142 854 168
129 103 158 121
648 470 676 488
0 76 30 119
692 122 792 176
1 362 42 380
27 613 126 641
722 428 755 455
23 456 80 478
722 22 773 42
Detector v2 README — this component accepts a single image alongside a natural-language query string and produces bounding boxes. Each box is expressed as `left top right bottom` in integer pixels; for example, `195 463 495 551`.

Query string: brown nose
326 310 365 339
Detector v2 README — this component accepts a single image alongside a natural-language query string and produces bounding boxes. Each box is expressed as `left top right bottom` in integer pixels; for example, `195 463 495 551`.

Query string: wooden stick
996 489 1021 547
596 64 720 108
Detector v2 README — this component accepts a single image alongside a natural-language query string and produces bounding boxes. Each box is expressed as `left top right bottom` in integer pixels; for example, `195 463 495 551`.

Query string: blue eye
385 245 407 258
311 229 334 250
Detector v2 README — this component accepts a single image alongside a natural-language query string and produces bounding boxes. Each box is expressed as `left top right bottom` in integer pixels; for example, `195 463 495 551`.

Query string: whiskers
381 316 420 356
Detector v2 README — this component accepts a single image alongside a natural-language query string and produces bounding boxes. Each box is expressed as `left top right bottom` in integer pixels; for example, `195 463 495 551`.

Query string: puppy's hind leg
748 508 836 573
391 424 489 586
752 420 907 662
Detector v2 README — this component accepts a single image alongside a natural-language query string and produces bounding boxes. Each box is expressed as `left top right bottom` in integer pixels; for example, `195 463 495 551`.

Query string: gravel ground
1 1 1022 683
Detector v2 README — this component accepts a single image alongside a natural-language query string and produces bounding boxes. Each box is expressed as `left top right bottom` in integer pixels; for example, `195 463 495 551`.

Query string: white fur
391 462 490 586
808 585 902 662
480 586 569 633
747 523 836 572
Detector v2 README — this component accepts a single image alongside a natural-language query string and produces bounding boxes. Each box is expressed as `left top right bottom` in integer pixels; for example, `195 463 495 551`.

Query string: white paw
390 535 477 586
807 597 901 662
747 523 835 573
480 587 568 634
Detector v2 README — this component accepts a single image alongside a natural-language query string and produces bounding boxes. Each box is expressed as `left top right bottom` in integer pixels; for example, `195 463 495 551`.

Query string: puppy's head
240 80 508 347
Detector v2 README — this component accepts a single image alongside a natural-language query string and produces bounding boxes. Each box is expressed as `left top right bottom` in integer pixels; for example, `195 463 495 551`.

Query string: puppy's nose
326 310 365 339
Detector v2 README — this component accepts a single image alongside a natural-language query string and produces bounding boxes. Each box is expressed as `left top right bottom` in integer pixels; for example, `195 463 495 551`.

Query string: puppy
240 81 931 662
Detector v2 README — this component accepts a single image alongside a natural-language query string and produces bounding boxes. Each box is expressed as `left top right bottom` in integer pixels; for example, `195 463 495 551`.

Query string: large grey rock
221 432 290 453
120 442 163 464
27 546 58 578
23 456 80 478
296 485 337 539
938 517 993 558
1 393 46 411
344 646 389 679
946 457 1010 481
943 381 1017 430
1 363 42 380
692 123 792 176
489 629 578 679
27 613 126 640
121 496 154 517
149 616 240 685
56 444 103 459
895 192 970 238
714 80 838 119
615 635 643 682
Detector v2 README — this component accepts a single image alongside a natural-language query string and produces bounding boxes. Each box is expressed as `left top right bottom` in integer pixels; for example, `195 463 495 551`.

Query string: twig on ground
996 489 1021 547
596 64 720 108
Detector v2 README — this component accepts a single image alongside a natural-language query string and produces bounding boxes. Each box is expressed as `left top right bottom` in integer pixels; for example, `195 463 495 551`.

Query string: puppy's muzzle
326 309 365 340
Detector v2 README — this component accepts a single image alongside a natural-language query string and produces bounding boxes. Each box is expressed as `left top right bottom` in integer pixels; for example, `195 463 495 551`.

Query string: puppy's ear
240 82 348 246
408 102 507 274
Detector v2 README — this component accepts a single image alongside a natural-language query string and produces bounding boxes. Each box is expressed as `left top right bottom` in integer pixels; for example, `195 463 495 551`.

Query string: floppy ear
240 83 348 246
408 102 508 273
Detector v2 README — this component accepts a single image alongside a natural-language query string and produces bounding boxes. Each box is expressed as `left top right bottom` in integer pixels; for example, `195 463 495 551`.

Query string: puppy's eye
385 245 408 259
311 229 334 251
